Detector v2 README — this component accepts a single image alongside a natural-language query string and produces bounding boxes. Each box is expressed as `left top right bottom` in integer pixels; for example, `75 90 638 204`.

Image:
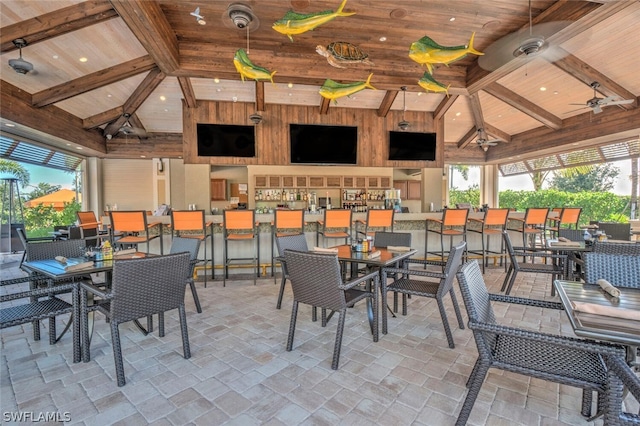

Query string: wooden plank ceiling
0 0 639 162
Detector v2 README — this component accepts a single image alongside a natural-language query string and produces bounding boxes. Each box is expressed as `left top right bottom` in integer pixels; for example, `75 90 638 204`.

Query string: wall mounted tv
290 124 357 165
197 124 256 157
388 131 437 161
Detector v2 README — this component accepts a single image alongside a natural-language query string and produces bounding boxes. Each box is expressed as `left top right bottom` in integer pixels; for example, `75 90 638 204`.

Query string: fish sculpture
233 49 276 83
418 72 450 96
319 73 376 104
273 0 355 42
409 32 484 73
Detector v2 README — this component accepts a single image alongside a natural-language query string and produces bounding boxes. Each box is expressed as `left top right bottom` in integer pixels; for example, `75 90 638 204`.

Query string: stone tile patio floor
1 253 636 425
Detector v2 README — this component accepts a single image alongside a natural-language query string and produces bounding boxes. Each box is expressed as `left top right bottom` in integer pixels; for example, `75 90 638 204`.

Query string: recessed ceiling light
417 92 422 96
4 123 15 127
216 88 221 92
232 96 238 102
66 143 71 146
288 93 292 96
107 94 112 98
287 82 293 88
76 146 83 150
140 155 146 158
572 142 580 145
449 17 456 22
540 87 547 91
379 36 387 42
498 114 502 118
455 112 461 116
553 91 559 95
452 118 456 121
79 57 88 63
159 95 166 101
52 55 58 59
214 78 220 83
164 108 169 112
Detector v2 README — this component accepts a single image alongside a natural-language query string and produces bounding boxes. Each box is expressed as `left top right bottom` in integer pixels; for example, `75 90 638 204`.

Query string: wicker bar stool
547 207 582 239
507 207 549 259
316 209 352 247
354 209 394 239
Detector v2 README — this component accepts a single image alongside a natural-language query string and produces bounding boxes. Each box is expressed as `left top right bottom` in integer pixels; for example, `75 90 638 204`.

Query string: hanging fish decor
233 49 277 83
319 73 376 104
409 32 484 73
418 72 450 96
316 42 374 69
273 0 355 42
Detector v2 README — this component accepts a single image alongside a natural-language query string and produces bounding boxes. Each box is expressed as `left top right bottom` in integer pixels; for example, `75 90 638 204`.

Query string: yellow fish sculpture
319 73 376 104
418 72 450 96
233 49 276 83
409 32 484 73
273 0 355 42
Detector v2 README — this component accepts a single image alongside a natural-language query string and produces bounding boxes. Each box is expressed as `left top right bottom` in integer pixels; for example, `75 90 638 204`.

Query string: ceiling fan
8 38 36 75
118 121 147 138
475 129 499 151
478 0 571 71
567 81 634 115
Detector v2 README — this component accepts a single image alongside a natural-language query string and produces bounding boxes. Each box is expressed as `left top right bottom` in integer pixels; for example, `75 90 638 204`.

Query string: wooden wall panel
183 100 444 168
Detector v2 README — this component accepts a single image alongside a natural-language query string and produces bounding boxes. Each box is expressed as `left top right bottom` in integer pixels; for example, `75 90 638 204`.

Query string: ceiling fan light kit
8 38 34 75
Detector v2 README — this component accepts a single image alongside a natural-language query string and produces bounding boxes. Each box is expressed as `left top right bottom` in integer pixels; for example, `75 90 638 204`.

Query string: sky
19 163 76 193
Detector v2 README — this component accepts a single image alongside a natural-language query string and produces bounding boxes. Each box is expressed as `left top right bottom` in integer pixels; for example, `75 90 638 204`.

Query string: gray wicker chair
372 231 411 249
592 241 640 255
558 228 586 242
604 355 640 425
455 260 626 426
382 241 465 348
274 234 309 309
501 230 567 296
80 252 192 386
584 253 640 288
169 237 203 313
594 222 632 241
283 249 379 370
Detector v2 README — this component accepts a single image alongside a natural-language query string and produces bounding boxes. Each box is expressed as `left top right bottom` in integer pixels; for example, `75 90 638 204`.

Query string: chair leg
48 315 57 345
331 310 347 370
581 389 593 418
480 233 487 274
189 280 202 313
276 274 287 309
179 305 191 359
110 322 126 387
436 298 455 349
500 266 513 292
158 312 165 337
449 288 465 330
504 270 518 295
286 301 299 351
455 362 490 426
402 293 408 316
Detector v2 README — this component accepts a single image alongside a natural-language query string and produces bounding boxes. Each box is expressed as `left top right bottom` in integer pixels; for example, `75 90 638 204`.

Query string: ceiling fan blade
565 106 589 114
478 21 571 71
605 99 634 106
593 105 603 114
568 103 587 106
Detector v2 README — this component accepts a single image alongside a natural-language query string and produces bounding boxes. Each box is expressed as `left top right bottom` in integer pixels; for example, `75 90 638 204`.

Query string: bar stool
507 207 549 258
354 209 394 239
467 208 510 273
222 210 259 286
316 209 352 247
109 210 163 254
170 210 214 286
547 207 582 239
425 208 468 262
271 209 305 280
76 211 110 246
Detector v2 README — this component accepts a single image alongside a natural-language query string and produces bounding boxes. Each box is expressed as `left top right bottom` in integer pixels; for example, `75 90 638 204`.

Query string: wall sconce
157 159 164 172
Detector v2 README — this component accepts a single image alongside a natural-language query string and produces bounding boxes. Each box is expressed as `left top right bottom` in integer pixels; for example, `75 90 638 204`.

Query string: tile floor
1 253 635 425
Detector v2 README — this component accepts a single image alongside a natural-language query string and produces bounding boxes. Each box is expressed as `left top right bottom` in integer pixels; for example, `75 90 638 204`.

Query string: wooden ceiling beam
127 113 145 131
106 133 182 158
551 51 637 109
32 56 156 107
377 90 398 117
457 126 478 149
83 106 123 129
468 93 486 140
255 82 265 112
319 97 330 115
484 123 511 143
484 83 562 130
177 77 196 108
110 0 179 74
433 95 459 121
0 0 117 53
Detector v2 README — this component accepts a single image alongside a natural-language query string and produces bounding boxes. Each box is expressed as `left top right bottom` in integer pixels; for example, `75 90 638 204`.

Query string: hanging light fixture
398 86 410 130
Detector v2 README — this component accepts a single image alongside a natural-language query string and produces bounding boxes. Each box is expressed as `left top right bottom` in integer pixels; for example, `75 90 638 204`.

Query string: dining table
545 239 592 280
21 251 148 363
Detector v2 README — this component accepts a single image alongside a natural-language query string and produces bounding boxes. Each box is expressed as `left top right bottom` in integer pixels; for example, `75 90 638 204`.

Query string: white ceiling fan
475 129 499 151
567 81 634 115
8 38 36 75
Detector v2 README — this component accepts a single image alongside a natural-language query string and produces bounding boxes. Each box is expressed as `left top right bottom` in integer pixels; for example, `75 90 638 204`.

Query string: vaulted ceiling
1 0 639 165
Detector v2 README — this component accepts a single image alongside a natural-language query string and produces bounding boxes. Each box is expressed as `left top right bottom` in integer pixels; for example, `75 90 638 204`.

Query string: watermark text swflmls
3 412 71 422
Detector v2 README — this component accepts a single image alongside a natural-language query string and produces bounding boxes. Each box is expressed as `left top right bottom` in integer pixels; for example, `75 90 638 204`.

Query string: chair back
274 209 305 233
23 238 86 262
283 249 346 312
483 208 510 227
592 240 640 255
110 211 148 233
372 231 411 248
323 209 352 229
559 207 581 228
110 252 191 323
595 222 631 241
558 229 585 241
443 208 469 227
77 211 100 230
438 241 466 297
366 209 394 229
276 234 309 256
171 210 206 233
583 253 640 288
223 210 255 232
456 260 498 350
524 208 549 226
169 237 201 277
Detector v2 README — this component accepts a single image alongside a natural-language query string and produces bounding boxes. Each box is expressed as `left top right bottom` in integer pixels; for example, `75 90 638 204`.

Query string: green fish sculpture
273 0 355 42
409 32 484 73
233 49 276 83
418 72 450 96
319 73 376 104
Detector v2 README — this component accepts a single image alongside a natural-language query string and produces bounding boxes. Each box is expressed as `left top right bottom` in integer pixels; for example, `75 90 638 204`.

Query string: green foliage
26 182 62 200
0 159 30 186
498 189 630 225
22 200 81 237
449 185 480 208
550 163 620 193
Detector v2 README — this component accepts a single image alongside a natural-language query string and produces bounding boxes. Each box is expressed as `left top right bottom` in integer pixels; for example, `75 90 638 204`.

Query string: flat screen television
388 131 437 161
197 124 256 157
290 124 357 164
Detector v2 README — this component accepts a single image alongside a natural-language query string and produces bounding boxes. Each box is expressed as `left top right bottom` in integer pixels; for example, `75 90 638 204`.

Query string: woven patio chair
603 355 640 425
80 252 192 386
274 234 309 310
583 253 640 288
454 260 626 426
501 230 567 296
593 222 632 241
169 237 203 313
382 241 466 348
283 249 379 370
592 240 640 255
